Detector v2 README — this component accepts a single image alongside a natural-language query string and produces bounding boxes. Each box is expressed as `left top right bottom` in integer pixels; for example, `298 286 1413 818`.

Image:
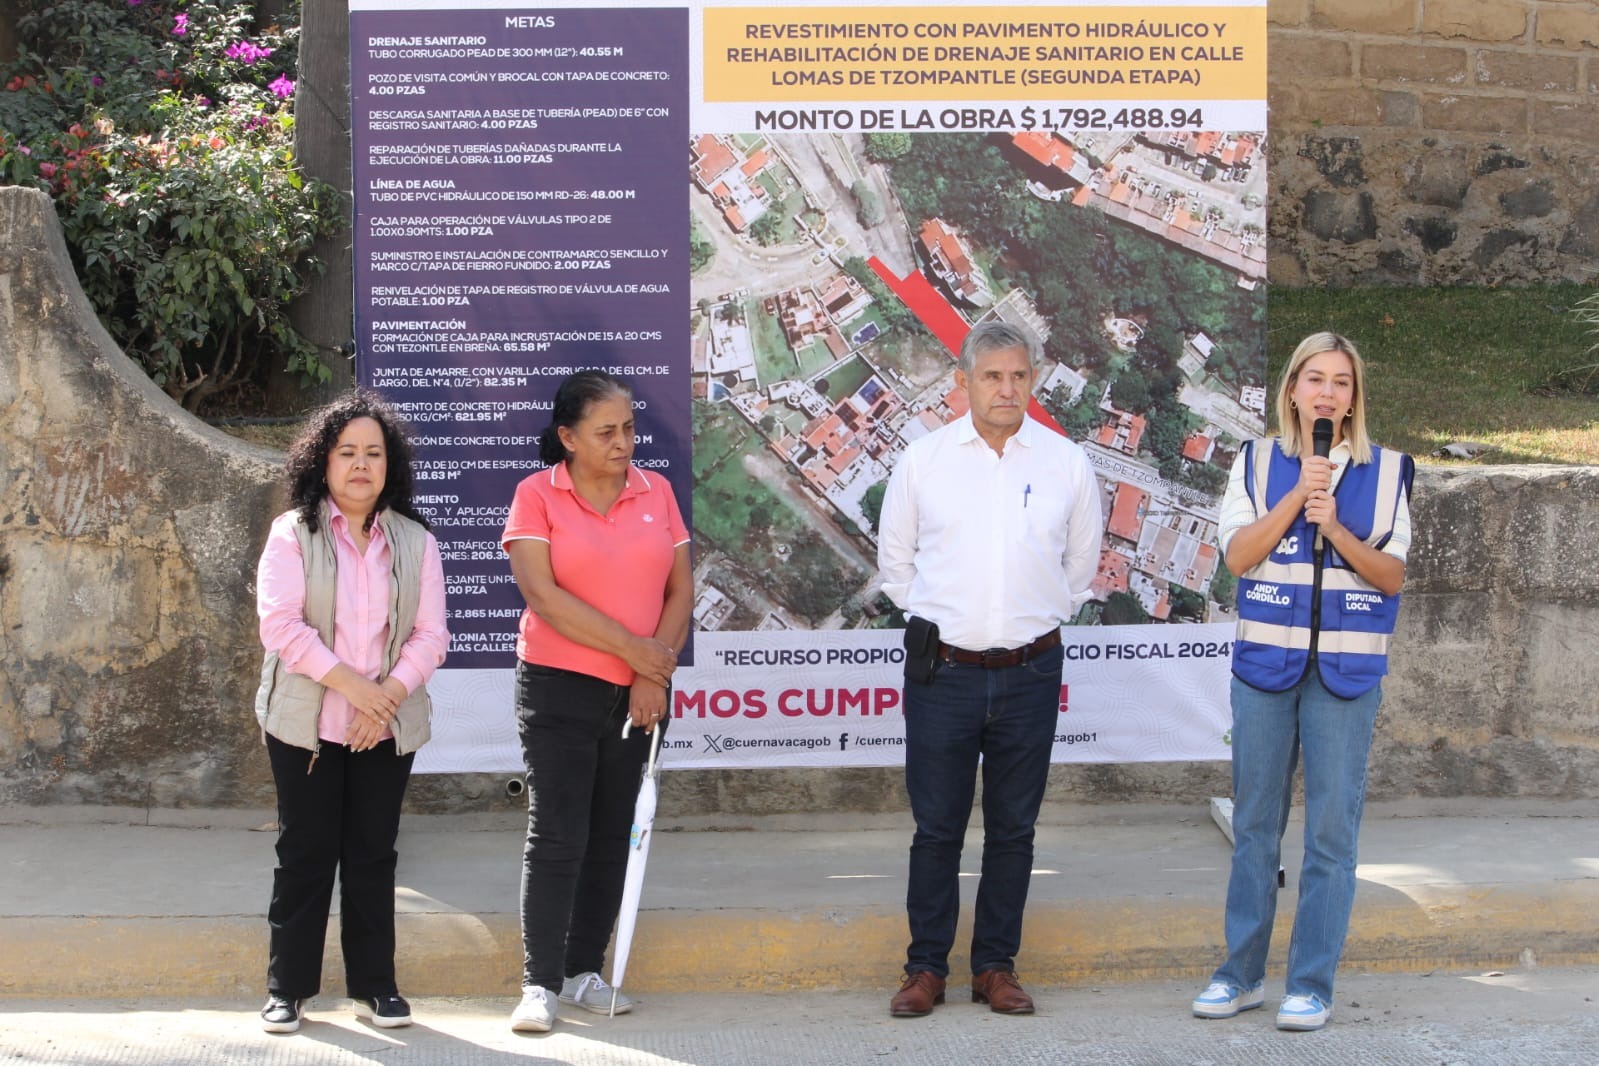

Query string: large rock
0 187 280 806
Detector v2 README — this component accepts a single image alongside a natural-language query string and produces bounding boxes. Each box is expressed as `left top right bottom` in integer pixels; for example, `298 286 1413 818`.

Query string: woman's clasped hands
1296 454 1342 533
332 669 408 751
625 636 677 732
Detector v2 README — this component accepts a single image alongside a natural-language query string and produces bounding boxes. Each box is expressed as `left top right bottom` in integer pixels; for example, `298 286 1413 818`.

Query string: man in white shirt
878 321 1102 1018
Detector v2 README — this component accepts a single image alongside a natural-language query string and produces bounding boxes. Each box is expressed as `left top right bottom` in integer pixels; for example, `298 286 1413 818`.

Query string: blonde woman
1192 333 1414 1032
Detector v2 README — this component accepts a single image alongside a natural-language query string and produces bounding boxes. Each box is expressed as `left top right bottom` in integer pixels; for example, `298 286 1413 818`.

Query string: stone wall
1267 0 1599 285
5 185 1599 815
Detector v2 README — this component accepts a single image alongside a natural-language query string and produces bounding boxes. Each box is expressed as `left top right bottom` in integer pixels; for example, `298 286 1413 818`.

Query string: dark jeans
265 733 414 1000
902 644 1062 979
516 661 659 991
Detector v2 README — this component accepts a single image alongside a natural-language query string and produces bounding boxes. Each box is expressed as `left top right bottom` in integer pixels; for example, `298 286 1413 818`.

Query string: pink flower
172 13 188 36
268 74 295 99
91 75 104 87
38 162 57 178
18 145 30 156
225 41 275 65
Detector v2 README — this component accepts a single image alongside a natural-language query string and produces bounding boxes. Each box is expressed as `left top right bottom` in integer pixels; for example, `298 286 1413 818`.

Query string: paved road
5 967 1598 1064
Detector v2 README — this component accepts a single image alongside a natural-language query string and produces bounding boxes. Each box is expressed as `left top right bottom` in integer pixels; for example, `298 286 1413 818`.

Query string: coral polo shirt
501 463 689 685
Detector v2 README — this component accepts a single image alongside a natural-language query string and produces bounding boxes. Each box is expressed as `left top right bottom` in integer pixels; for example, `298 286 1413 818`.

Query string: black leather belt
938 628 1062 669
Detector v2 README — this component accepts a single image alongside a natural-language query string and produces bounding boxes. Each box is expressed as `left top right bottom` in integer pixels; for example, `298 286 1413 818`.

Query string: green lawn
1267 284 1599 465
794 338 836 379
840 304 889 345
748 301 798 386
820 354 873 401
691 401 748 482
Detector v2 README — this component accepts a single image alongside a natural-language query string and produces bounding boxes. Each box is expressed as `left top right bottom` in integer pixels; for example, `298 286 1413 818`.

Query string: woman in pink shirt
254 392 448 1034
501 371 691 1032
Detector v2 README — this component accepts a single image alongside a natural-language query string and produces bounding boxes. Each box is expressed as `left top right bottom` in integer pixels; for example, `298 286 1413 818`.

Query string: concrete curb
3 802 1595 999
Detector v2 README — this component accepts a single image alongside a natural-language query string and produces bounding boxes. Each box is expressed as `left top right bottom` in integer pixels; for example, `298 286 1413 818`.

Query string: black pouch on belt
902 615 940 685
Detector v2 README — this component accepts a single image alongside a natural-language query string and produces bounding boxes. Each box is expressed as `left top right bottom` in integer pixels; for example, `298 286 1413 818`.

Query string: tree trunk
0 1 22 65
256 0 294 28
272 0 355 411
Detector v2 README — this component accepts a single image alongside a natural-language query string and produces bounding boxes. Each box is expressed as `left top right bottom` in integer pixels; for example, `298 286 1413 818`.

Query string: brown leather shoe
972 968 1035 1014
889 971 946 1017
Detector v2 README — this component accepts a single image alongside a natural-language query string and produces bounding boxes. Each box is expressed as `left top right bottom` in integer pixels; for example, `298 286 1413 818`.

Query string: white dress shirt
1217 439 1411 561
878 413 1103 651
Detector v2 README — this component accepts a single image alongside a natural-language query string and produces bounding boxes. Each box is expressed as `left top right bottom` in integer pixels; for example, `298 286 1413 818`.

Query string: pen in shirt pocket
1024 484 1032 508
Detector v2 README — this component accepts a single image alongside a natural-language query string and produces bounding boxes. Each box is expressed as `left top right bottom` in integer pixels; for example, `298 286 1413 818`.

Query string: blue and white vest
1233 439 1414 698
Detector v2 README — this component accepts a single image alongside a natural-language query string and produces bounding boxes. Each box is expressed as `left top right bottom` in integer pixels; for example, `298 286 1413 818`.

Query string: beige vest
254 503 433 755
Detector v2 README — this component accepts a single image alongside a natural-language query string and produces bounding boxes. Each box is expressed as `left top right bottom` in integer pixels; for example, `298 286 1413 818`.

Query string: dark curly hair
284 390 430 534
538 370 632 465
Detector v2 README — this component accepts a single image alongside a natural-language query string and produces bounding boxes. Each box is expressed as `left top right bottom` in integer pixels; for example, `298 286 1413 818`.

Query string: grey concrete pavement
3 968 1599 1064
1 800 1596 1002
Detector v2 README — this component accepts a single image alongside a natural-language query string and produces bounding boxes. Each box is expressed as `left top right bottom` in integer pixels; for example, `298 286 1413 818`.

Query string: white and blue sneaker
1192 980 1265 1018
1276 993 1331 1031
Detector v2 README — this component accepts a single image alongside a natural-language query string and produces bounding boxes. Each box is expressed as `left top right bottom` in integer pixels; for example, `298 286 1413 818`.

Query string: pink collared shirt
256 508 449 745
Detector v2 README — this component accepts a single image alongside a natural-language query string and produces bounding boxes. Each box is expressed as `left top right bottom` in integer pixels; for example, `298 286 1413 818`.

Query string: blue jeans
902 644 1062 978
1212 672 1381 1004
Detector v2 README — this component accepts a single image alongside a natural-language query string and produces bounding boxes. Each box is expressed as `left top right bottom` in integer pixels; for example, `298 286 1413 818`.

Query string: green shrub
1562 290 1599 394
0 0 341 412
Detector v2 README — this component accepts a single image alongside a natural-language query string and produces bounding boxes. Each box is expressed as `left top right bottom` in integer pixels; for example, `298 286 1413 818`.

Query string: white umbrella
610 719 663 1016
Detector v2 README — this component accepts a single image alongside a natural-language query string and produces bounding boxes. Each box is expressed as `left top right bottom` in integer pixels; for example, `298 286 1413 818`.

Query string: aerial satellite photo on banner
347 0 1268 772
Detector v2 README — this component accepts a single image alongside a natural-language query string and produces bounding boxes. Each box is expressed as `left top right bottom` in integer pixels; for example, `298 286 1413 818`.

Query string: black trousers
515 661 659 991
265 733 414 1000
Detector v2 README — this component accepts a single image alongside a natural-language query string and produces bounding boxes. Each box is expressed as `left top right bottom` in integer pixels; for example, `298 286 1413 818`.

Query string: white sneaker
1276 993 1331 1031
510 986 557 1032
1192 980 1265 1018
560 971 633 1015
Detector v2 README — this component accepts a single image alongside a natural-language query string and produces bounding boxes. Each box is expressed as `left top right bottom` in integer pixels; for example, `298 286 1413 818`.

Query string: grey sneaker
511 986 557 1032
560 971 633 1015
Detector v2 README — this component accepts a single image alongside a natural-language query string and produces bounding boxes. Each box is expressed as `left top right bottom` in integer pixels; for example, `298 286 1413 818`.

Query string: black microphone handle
1308 417 1336 530
1311 417 1335 459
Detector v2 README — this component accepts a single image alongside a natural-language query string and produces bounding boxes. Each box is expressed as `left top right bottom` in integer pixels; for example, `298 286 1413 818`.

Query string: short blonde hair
1274 332 1373 465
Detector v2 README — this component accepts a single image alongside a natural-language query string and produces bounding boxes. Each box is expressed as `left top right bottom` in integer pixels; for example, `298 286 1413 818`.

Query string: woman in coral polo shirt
500 370 692 1033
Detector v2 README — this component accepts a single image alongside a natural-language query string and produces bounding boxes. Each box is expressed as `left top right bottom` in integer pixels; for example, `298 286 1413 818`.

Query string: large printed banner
348 0 1268 773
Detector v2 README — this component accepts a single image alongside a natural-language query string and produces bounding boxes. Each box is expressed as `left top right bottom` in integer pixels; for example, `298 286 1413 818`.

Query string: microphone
1309 417 1334 530
1312 418 1334 459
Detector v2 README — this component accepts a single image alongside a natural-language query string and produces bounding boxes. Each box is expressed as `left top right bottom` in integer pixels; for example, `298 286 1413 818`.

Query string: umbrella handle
620 717 665 776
